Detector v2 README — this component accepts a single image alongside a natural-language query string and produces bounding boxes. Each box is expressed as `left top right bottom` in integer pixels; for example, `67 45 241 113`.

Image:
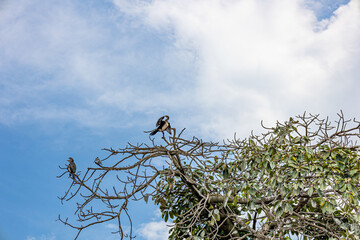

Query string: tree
58 112 360 239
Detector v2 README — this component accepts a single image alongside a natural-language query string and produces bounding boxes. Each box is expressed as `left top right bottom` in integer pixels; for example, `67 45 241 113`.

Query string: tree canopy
58 112 360 239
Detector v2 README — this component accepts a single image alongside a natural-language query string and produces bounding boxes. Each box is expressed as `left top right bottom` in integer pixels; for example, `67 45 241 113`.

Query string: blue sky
0 0 359 239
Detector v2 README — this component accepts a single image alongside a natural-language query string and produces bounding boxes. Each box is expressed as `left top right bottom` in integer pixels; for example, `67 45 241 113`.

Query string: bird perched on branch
94 157 102 167
145 115 172 136
67 157 76 179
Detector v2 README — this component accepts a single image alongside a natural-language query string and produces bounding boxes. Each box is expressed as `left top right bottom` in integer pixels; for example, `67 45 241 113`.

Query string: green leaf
305 147 313 154
273 200 282 212
285 203 293 214
353 172 360 180
200 229 205 237
309 165 315 171
334 218 341 225
209 216 215 226
214 209 220 221
319 179 327 190
317 188 323 197
241 160 247 170
250 187 257 196
224 190 232 207
340 183 347 192
232 195 238 205
280 185 287 196
270 161 275 169
310 199 316 208
275 205 284 217
288 163 298 169
324 202 334 213
307 186 314 197
249 201 256 210
269 147 276 156
293 187 300 196
350 169 359 176
223 166 229 179
322 152 330 160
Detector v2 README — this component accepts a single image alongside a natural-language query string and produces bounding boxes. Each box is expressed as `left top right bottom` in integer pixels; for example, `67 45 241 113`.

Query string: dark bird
145 115 172 136
94 157 102 167
67 157 77 179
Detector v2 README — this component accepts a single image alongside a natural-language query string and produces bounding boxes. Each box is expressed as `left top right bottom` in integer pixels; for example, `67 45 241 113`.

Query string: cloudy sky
0 0 359 239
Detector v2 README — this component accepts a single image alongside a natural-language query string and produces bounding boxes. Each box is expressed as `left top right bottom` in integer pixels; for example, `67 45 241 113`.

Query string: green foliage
152 113 360 239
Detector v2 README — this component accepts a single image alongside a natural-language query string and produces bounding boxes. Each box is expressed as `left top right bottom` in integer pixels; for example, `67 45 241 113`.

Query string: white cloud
0 0 359 138
113 0 360 138
0 0 194 129
26 233 56 240
105 223 119 230
138 220 169 240
154 208 162 218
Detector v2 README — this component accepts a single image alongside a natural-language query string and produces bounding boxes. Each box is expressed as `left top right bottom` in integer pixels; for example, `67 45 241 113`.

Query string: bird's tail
149 129 158 136
144 129 158 135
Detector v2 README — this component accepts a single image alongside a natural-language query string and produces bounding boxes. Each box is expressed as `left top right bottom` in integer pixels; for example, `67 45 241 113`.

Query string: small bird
145 115 172 136
67 157 77 179
94 157 102 167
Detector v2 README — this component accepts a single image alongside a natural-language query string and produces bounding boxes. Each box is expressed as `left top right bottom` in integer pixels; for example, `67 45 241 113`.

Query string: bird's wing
67 163 75 173
72 162 77 172
166 123 172 134
95 157 102 166
156 116 165 127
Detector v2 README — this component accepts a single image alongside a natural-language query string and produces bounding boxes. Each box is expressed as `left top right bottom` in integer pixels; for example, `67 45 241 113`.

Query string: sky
0 0 359 239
